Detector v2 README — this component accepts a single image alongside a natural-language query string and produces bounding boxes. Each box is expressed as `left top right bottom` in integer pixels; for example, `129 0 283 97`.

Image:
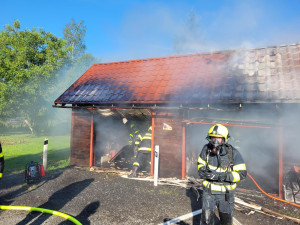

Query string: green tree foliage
63 18 87 60
48 54 97 134
0 20 70 134
50 18 97 134
59 18 97 91
56 54 97 92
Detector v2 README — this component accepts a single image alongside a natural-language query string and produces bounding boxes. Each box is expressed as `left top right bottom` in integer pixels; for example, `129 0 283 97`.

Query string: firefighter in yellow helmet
0 142 4 181
128 125 152 178
197 124 247 225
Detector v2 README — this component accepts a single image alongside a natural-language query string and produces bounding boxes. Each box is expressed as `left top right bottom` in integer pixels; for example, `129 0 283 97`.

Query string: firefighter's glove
204 171 227 182
203 171 219 181
217 172 227 182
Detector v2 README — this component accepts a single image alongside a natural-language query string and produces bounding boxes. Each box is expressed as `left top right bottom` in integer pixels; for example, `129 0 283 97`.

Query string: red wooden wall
70 109 92 166
69 109 185 178
153 111 183 178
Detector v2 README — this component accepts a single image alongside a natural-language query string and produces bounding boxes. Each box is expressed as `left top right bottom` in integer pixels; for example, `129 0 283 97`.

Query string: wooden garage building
54 42 300 196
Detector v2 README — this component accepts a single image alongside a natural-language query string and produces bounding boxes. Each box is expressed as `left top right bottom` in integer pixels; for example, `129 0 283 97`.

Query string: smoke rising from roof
101 0 300 62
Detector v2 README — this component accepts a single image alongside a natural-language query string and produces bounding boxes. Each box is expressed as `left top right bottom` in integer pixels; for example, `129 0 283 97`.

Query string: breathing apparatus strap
224 144 234 201
225 144 234 171
224 185 230 201
205 146 210 171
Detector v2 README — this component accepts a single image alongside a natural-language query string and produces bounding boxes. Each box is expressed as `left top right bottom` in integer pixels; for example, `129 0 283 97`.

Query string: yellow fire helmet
148 126 152 131
207 124 230 143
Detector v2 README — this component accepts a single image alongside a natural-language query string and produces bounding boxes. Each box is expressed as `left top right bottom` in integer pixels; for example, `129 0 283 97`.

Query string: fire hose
247 173 300 208
0 205 82 225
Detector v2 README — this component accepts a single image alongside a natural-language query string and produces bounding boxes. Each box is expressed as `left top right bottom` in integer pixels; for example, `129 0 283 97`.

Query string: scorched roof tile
55 42 300 105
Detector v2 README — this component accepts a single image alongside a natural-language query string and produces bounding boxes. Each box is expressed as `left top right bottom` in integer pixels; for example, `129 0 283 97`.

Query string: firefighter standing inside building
128 125 152 178
198 124 247 225
123 118 142 155
0 142 4 181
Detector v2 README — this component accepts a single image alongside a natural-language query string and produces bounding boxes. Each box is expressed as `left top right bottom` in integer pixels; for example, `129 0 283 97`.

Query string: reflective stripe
142 136 152 140
198 156 229 172
202 162 245 173
198 156 207 165
130 134 133 137
233 163 246 171
0 152 3 157
203 180 237 192
231 171 240 182
135 141 140 145
133 162 140 166
138 147 151 151
198 164 205 170
0 173 2 178
208 165 227 172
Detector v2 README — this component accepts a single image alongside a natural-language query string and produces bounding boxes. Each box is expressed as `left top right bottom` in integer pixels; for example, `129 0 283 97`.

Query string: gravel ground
0 166 299 225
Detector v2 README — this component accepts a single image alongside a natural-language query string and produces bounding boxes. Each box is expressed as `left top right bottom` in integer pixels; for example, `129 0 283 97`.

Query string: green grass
0 134 70 173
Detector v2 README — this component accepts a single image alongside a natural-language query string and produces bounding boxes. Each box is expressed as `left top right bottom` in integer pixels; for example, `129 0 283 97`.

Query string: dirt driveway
0 167 298 225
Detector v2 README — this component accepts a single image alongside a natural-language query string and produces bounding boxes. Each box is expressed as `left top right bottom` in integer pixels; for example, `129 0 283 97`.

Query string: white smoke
98 0 300 62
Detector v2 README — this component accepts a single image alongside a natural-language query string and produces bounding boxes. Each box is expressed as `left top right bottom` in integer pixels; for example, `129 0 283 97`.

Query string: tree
0 20 70 134
173 11 203 54
55 54 97 91
63 18 87 60
57 19 97 100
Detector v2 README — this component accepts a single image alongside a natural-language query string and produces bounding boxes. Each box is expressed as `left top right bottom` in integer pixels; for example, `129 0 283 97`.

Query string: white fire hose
159 210 242 225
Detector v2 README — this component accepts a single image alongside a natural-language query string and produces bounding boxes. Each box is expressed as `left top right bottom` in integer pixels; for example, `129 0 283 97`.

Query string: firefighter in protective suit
123 118 142 157
128 125 152 178
123 118 142 147
0 142 4 181
198 124 247 225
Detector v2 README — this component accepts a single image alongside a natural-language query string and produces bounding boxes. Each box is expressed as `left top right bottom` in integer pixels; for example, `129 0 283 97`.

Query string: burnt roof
54 42 300 107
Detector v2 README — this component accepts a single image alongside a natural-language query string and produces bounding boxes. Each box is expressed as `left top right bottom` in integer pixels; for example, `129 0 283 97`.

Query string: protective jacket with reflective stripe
137 131 152 152
0 143 4 179
198 144 247 194
128 123 142 145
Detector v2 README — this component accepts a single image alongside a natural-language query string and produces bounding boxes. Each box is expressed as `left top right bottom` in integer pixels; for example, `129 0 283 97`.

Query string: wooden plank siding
70 109 92 166
153 111 183 178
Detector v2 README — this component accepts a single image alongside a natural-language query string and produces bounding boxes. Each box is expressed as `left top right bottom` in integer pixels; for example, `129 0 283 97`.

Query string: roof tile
55 43 300 105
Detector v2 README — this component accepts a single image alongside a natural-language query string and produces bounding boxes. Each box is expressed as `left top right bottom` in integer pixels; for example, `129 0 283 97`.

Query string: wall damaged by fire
184 103 300 193
68 102 300 195
58 42 300 187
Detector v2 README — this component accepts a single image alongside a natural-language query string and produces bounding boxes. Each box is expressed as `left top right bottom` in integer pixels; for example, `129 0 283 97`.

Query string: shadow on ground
15 178 95 225
0 169 64 205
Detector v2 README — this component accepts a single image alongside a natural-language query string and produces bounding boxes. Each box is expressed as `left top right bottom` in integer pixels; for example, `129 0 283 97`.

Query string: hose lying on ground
0 205 82 225
247 173 300 208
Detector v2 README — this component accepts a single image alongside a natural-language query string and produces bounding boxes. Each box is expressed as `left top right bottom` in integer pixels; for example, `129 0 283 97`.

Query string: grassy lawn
0 134 70 173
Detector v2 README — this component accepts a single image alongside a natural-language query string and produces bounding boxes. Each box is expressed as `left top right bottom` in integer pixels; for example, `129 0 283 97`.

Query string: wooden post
151 113 155 176
182 124 186 179
278 127 283 198
89 114 94 167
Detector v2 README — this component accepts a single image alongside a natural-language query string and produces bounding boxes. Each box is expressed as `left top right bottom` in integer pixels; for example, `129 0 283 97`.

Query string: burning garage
54 42 300 200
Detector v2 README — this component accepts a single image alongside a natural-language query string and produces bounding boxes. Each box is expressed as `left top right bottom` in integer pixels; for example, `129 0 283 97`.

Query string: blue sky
1 0 300 62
